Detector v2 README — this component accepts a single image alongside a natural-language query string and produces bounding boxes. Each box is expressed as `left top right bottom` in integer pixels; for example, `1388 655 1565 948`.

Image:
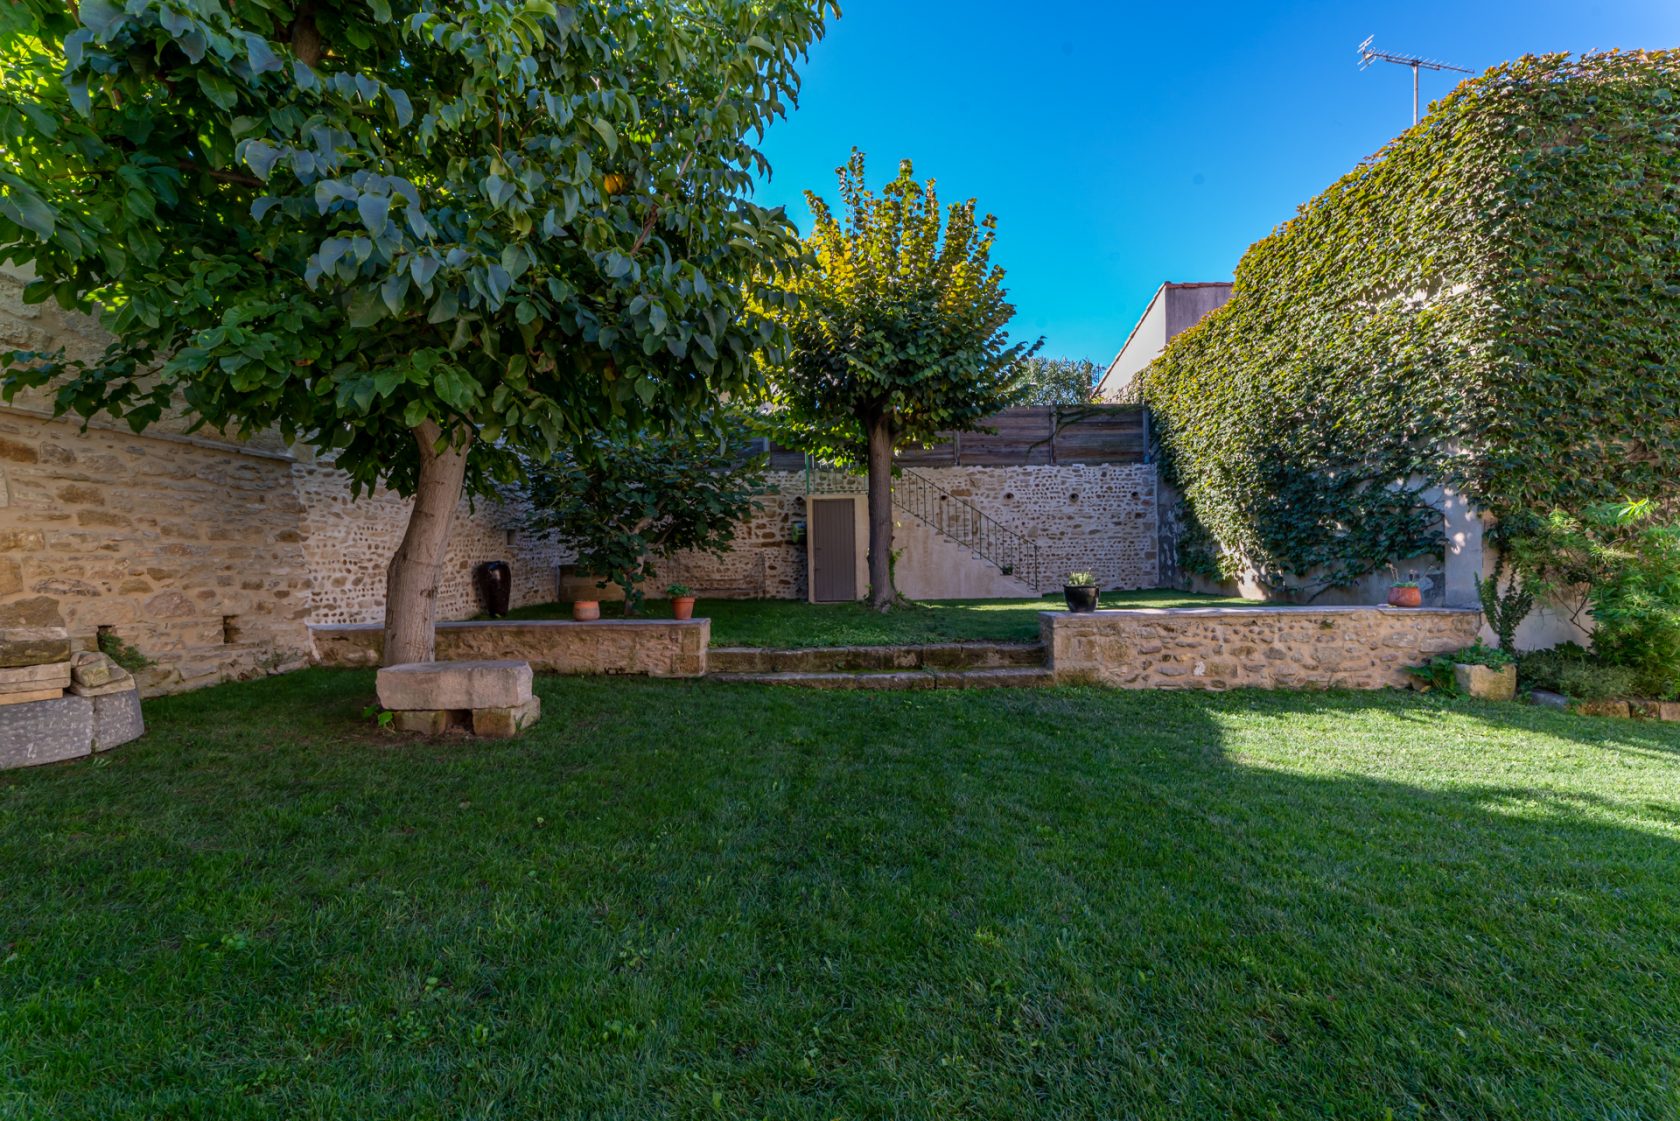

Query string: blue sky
754 1 1680 366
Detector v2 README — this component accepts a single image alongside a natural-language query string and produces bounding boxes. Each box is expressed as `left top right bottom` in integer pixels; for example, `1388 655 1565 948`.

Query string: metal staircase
806 463 1042 591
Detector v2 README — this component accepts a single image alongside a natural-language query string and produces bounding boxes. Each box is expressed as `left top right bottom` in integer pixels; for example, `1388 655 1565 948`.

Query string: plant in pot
666 583 697 622
1386 565 1422 608
1064 571 1100 613
1449 638 1517 700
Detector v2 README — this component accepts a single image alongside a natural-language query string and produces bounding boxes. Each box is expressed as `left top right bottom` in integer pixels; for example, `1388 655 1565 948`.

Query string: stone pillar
1438 486 1485 609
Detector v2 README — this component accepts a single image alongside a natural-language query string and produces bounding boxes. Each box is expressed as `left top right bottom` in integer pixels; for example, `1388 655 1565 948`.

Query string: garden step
708 642 1045 674
709 667 1055 690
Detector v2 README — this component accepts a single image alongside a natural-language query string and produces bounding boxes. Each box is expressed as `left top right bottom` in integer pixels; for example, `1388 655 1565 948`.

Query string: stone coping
1041 605 1480 619
310 618 710 634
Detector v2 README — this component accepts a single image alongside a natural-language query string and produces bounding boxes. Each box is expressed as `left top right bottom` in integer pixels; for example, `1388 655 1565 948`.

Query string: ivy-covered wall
1141 50 1680 595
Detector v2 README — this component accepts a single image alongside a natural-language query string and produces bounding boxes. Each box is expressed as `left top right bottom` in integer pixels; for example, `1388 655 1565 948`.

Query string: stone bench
375 659 540 738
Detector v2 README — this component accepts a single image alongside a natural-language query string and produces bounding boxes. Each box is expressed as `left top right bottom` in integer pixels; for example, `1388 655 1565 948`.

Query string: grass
498 589 1250 647
2 670 1678 1118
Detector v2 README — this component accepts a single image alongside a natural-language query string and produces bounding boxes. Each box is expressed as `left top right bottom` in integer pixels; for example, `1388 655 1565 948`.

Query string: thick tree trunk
383 422 472 666
865 412 897 612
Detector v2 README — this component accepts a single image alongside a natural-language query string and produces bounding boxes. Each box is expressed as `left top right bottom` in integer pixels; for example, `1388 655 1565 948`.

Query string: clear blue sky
754 0 1680 366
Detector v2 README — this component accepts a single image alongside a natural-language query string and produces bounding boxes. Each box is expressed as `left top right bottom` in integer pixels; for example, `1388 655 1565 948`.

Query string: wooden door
809 497 857 602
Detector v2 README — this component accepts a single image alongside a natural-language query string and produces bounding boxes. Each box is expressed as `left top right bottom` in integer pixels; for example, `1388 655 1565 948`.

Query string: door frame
804 494 868 603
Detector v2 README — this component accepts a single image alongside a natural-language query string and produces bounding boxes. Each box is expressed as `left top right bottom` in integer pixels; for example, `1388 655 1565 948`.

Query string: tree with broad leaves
524 413 766 611
757 151 1038 610
1016 355 1099 405
0 0 834 663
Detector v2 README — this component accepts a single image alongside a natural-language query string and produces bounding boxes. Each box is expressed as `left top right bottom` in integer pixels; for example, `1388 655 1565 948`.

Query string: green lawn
3 671 1678 1118
500 590 1250 647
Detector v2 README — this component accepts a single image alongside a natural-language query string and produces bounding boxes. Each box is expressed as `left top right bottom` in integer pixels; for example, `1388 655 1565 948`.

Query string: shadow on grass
0 671 1676 1118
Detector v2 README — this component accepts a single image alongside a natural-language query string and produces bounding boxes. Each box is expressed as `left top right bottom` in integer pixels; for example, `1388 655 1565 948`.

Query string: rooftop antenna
1357 36 1473 126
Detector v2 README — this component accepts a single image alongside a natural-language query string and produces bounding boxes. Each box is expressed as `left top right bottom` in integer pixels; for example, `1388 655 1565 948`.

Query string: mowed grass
500 589 1250 647
3 671 1679 1119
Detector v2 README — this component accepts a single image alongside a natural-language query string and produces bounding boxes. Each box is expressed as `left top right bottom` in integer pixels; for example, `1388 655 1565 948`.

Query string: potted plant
666 583 697 622
572 597 601 622
1451 639 1517 701
1386 565 1422 608
1063 571 1100 613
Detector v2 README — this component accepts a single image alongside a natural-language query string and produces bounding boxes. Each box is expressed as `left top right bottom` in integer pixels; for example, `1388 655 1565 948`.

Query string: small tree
759 151 1038 610
1016 356 1100 406
526 417 766 610
1 0 831 663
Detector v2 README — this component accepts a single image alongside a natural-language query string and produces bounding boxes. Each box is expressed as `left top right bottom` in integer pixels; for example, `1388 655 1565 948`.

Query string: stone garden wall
1044 606 1481 690
313 618 708 677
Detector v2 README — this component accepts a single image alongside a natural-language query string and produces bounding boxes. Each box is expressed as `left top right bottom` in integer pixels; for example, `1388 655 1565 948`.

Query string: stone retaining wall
311 618 708 677
1043 606 1481 690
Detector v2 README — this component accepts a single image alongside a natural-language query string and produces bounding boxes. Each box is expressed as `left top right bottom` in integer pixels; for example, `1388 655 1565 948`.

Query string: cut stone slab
377 660 533 712
0 596 65 629
90 688 144 751
0 694 93 769
0 660 71 692
472 696 541 738
0 686 64 706
1574 698 1632 718
1453 662 1516 702
71 675 136 698
0 627 72 669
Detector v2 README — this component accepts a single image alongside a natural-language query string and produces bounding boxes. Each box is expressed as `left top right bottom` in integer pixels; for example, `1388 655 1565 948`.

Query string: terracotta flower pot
671 596 696 621
1387 586 1422 608
572 599 601 621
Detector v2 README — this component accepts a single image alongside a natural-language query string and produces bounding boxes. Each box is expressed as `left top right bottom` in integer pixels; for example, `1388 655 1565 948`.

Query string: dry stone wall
1044 606 1481 690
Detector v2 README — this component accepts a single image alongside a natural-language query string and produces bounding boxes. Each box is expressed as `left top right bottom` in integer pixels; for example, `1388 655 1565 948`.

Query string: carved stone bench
375 659 540 738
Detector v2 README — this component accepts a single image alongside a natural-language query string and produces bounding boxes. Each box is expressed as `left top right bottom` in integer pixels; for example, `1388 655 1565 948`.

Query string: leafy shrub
97 630 152 674
1452 639 1513 669
1407 639 1514 695
1516 644 1640 702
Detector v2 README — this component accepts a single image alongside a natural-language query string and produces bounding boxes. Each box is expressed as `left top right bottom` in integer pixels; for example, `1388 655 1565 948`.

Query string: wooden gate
809 497 857 602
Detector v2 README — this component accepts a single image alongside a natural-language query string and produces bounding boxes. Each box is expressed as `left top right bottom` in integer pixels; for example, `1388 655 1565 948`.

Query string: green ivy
1141 51 1680 594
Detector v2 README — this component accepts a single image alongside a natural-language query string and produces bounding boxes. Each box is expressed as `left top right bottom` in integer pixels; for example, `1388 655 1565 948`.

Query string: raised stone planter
1042 605 1482 691
1453 662 1517 701
375 659 541 739
314 618 709 677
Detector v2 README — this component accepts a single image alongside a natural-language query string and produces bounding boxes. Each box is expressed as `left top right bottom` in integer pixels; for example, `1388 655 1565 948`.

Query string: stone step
710 666 1056 691
708 642 1045 675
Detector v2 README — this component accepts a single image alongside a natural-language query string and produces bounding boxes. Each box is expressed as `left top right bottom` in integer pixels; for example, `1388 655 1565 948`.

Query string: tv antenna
1357 36 1473 125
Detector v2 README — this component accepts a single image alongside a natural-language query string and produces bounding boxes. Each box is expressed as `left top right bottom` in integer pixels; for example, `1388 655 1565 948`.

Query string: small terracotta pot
1387 586 1422 608
572 599 601 621
671 596 696 621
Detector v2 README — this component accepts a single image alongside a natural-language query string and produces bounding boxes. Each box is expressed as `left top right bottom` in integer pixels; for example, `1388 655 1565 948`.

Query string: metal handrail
803 461 1043 589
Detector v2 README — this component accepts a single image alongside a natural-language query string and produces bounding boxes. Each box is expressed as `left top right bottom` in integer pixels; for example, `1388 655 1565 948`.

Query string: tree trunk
865 411 896 612
383 421 472 666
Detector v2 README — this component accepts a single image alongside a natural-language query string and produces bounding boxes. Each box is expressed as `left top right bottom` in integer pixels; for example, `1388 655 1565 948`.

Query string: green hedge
1141 50 1680 592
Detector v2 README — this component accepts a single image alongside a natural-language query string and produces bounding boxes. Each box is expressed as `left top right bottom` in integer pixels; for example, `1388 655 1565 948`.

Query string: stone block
0 660 71 692
392 709 456 735
1453 663 1516 702
376 660 533 711
0 596 65 629
1573 698 1631 719
71 650 118 688
0 686 64 706
472 695 542 738
0 694 93 769
0 627 72 668
70 674 136 698
90 688 144 750
1527 689 1570 711
1659 702 1680 722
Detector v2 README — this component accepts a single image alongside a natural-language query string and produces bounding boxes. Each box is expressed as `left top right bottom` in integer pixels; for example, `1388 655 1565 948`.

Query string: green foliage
1516 644 1642 702
97 630 152 673
1477 551 1535 652
757 149 1038 463
1015 356 1099 406
664 584 693 598
1406 641 1511 696
1065 571 1097 587
1511 500 1680 699
1139 51 1680 593
0 0 833 497
524 415 766 609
